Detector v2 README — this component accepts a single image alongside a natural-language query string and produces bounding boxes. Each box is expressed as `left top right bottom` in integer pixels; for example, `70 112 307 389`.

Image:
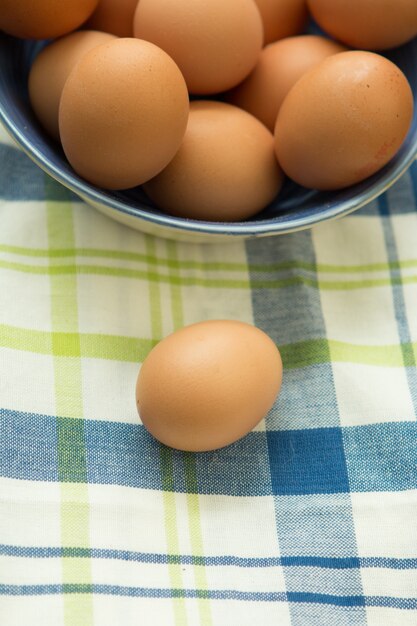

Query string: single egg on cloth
0 0 99 39
29 31 117 141
254 0 308 46
136 320 283 452
85 0 139 37
59 38 189 190
274 51 414 190
144 101 283 221
228 35 346 132
133 0 263 94
307 0 417 51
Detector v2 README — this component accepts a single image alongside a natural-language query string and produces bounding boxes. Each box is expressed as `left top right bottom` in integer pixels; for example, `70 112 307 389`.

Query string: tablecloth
0 123 416 626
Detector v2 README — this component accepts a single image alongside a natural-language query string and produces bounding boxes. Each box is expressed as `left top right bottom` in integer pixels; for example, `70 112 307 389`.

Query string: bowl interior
1 33 417 237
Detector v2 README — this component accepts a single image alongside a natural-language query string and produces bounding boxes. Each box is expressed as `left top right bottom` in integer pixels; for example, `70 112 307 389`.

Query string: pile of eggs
2 1 417 450
2 0 417 223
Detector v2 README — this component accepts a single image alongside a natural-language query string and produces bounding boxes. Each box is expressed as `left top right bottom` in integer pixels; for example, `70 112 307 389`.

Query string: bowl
1 33 417 243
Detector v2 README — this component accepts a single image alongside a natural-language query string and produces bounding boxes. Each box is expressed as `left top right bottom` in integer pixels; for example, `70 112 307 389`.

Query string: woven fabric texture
1 126 417 626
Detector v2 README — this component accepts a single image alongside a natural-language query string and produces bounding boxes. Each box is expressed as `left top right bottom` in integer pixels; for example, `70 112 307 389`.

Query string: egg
0 0 99 40
85 0 139 37
254 0 308 45
29 31 117 140
59 38 189 190
274 51 414 190
133 0 263 94
228 35 346 132
136 320 283 452
144 101 283 221
307 0 417 51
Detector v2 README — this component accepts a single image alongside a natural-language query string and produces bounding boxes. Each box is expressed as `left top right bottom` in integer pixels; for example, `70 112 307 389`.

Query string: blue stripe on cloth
246 231 340 431
2 409 417 494
267 364 343 431
273 493 363 559
83 418 164 491
0 408 273 496
247 231 366 624
0 584 416 609
0 408 58 482
343 422 417 492
86 417 275 496
286 603 366 626
246 230 332 342
379 189 417 416
360 557 417 570
2 544 416 570
0 585 286 600
284 567 368 604
267 428 350 495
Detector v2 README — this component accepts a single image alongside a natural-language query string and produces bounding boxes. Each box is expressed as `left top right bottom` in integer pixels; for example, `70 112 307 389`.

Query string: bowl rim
1 35 417 238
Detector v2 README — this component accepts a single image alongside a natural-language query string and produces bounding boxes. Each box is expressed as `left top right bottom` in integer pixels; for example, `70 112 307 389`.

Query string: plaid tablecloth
1 123 416 626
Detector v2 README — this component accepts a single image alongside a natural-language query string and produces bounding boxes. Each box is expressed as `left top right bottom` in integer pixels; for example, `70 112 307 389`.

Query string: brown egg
144 101 283 222
274 51 414 190
307 0 417 50
136 320 283 452
85 0 138 37
0 0 99 40
254 0 308 45
228 35 346 132
59 38 189 190
133 0 263 94
29 31 117 140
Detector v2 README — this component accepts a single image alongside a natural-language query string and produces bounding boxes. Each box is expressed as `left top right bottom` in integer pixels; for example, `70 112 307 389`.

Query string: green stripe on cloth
0 325 156 360
3 241 417 275
0 323 409 368
160 447 188 625
4 255 417 290
145 236 188 625
280 339 406 369
0 258 250 287
166 240 212 626
46 184 94 625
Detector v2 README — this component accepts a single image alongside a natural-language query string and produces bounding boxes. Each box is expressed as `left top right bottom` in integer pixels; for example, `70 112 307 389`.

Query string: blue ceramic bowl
1 33 417 242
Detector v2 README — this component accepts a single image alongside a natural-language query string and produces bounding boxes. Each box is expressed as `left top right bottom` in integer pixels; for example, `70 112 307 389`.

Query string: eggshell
136 320 283 452
144 101 283 221
254 0 308 45
85 0 138 37
29 31 117 140
0 0 99 40
228 35 346 132
307 0 417 50
59 38 189 190
274 51 414 190
133 0 263 94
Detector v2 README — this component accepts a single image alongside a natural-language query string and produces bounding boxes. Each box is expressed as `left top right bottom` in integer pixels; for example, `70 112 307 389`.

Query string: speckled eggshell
0 0 100 39
29 31 117 140
228 35 346 132
275 51 414 190
144 101 283 222
254 0 308 45
59 38 189 190
133 0 264 94
85 0 139 37
307 0 417 50
136 320 283 452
